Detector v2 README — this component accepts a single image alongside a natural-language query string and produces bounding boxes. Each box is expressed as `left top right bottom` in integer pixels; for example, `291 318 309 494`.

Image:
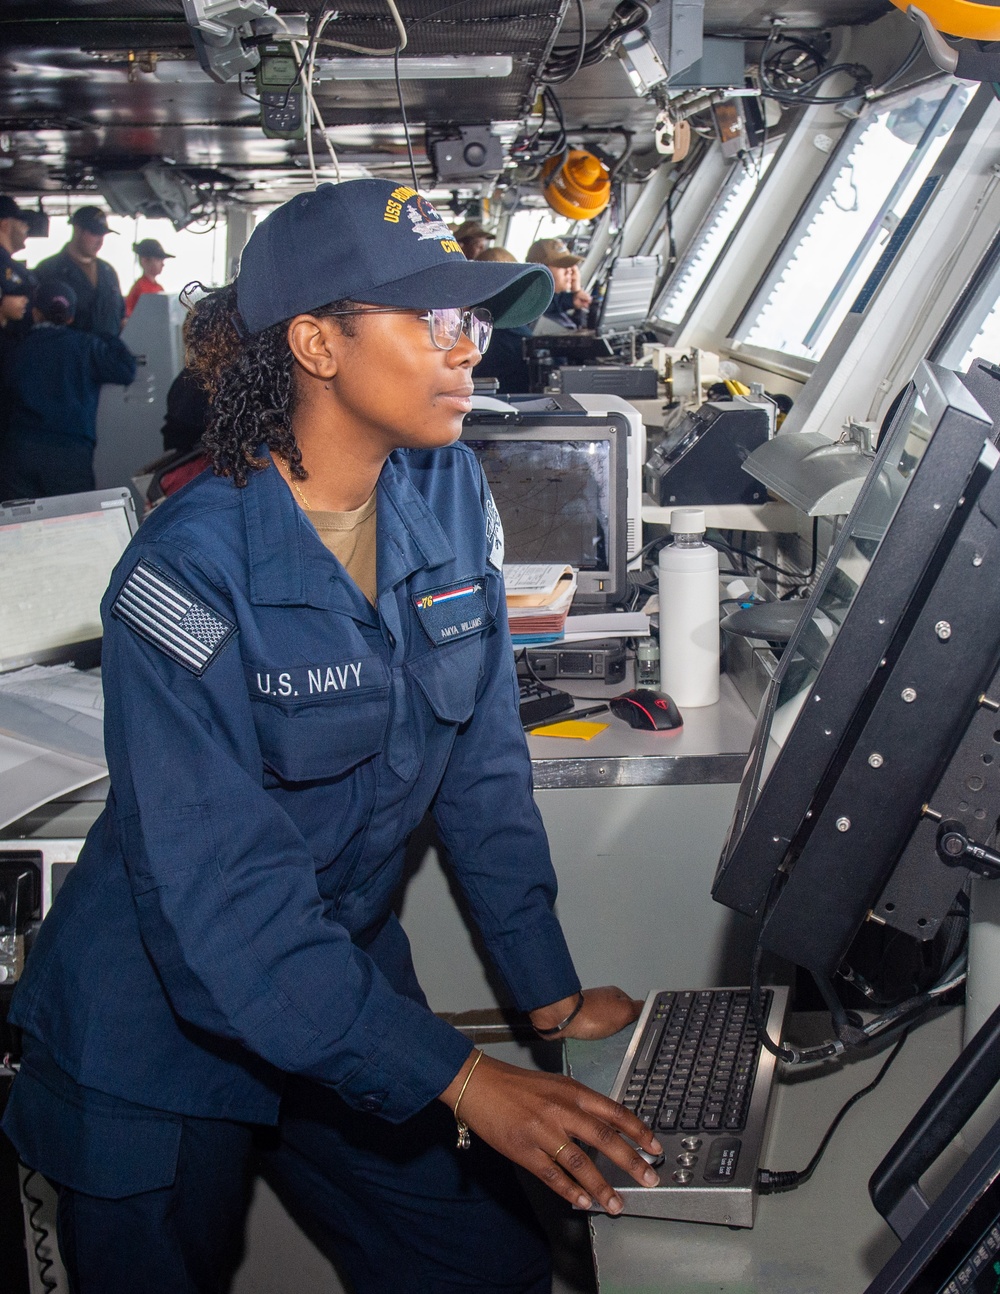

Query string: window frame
729 74 960 364
650 140 781 336
931 229 1000 372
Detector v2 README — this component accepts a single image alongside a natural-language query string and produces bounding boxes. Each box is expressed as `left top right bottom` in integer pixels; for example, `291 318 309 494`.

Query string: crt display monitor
462 409 629 606
712 361 1000 1009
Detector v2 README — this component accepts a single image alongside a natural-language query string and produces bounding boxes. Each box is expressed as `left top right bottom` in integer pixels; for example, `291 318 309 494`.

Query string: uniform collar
243 447 453 607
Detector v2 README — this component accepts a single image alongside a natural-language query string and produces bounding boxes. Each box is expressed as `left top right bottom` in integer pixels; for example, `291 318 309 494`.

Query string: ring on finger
552 1141 571 1160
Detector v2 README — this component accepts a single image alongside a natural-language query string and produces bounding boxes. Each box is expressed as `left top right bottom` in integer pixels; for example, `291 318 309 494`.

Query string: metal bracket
906 5 960 73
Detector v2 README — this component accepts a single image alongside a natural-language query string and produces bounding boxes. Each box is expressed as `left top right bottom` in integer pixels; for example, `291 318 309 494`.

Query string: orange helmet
889 0 1000 39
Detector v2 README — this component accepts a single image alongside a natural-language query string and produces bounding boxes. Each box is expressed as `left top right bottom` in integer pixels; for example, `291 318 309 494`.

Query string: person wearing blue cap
0 278 136 499
2 179 661 1293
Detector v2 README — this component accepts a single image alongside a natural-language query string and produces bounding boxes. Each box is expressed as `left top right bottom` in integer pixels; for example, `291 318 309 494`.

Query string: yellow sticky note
530 720 609 740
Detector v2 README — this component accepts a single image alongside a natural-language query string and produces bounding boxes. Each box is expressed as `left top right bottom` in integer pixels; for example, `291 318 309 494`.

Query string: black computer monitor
461 404 629 606
865 1002 1000 1293
712 361 1000 1017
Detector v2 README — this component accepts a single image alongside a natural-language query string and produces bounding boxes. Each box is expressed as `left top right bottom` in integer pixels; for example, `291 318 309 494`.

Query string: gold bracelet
453 1049 484 1150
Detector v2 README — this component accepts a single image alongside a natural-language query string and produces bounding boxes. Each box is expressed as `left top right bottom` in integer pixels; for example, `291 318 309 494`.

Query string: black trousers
54 1086 551 1294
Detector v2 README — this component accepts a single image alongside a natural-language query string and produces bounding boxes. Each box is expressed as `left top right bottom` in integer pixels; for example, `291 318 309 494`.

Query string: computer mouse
609 689 683 731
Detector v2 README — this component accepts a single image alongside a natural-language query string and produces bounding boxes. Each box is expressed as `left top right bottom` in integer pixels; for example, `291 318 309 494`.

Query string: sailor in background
125 236 174 318
472 246 535 392
0 257 31 496
3 179 662 1294
453 218 494 261
526 238 593 330
0 279 136 498
35 205 124 338
0 194 30 277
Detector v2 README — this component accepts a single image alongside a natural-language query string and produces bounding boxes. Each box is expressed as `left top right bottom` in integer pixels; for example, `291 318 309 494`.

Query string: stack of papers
504 565 578 644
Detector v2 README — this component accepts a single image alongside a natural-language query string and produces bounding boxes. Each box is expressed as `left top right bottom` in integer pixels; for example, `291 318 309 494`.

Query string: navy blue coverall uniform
3 441 581 1293
34 249 125 338
1 322 136 498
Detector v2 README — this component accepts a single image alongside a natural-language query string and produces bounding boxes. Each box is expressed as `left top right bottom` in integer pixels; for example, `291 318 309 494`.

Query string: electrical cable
757 1030 909 1195
394 43 419 193
316 0 407 55
273 9 340 186
542 0 587 85
540 0 650 84
21 1170 58 1293
758 25 873 107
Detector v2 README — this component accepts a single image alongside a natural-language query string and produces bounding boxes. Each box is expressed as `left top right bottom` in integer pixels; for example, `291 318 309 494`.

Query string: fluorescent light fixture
314 55 512 81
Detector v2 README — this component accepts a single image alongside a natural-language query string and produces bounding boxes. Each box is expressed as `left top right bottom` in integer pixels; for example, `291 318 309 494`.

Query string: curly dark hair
183 283 355 487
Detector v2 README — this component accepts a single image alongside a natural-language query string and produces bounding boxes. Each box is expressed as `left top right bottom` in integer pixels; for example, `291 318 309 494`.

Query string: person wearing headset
3 179 662 1294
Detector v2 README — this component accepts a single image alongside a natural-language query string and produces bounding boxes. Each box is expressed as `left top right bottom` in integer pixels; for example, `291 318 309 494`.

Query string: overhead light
313 56 513 81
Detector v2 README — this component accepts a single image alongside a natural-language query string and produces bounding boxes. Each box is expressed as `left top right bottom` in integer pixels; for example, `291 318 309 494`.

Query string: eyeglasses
322 305 493 355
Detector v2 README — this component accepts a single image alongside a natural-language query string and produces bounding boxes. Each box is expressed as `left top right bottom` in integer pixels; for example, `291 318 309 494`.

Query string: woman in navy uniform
2 179 662 1294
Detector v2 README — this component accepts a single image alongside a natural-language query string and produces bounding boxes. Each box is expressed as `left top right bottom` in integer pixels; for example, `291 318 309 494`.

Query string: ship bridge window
733 78 969 365
505 208 580 261
654 149 776 330
934 236 1000 373
26 211 231 293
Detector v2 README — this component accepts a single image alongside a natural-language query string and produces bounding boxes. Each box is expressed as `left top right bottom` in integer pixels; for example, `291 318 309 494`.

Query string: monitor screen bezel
0 487 139 673
713 362 995 920
461 413 630 606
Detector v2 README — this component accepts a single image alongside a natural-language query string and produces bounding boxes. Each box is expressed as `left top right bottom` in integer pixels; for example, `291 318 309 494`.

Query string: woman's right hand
439 1051 662 1215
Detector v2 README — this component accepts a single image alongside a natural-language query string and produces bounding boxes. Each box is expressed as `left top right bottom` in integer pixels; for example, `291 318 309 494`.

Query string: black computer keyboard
586 985 788 1226
518 677 574 728
621 988 770 1135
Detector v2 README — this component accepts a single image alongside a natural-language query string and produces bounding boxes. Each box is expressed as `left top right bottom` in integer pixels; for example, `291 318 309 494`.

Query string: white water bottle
658 508 720 707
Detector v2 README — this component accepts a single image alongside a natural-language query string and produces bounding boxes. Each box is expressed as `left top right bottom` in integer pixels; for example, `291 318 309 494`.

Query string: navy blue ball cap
237 179 553 334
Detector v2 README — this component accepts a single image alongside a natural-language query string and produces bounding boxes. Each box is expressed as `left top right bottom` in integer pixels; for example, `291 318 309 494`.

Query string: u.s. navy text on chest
255 661 364 697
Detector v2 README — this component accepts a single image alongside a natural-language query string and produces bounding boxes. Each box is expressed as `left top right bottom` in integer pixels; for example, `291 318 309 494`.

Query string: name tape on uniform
112 559 236 675
412 579 493 646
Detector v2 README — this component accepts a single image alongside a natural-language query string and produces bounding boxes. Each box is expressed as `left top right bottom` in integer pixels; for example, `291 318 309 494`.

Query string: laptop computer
0 488 138 675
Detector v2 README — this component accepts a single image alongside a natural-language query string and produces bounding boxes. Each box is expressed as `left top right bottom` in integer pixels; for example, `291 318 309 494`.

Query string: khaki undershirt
306 492 378 605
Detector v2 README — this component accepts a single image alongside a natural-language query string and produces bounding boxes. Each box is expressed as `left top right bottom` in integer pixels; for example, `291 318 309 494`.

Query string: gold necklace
277 455 311 510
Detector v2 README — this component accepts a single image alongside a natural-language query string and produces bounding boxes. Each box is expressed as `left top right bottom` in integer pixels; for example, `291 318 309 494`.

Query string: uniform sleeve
91 335 137 387
429 472 581 1014
102 541 471 1122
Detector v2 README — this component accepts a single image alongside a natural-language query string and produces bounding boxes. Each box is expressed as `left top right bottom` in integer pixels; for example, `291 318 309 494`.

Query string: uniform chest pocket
405 635 483 726
247 656 390 783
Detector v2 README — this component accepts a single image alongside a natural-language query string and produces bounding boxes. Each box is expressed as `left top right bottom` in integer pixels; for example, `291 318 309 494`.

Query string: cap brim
540 253 583 268
360 260 554 328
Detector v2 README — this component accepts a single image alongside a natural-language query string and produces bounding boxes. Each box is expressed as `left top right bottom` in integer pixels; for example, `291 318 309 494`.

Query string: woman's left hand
529 987 643 1041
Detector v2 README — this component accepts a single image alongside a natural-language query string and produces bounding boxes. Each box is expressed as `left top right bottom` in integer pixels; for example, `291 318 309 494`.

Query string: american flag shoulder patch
112 559 236 676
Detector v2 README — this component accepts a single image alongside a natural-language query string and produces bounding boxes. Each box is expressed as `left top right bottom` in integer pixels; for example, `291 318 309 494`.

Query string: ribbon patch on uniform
413 579 493 646
112 559 236 676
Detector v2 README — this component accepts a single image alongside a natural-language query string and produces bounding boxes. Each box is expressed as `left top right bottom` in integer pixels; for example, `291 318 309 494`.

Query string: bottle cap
670 508 706 536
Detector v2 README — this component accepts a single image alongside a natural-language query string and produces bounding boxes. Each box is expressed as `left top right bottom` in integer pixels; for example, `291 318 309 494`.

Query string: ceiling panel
0 0 896 198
